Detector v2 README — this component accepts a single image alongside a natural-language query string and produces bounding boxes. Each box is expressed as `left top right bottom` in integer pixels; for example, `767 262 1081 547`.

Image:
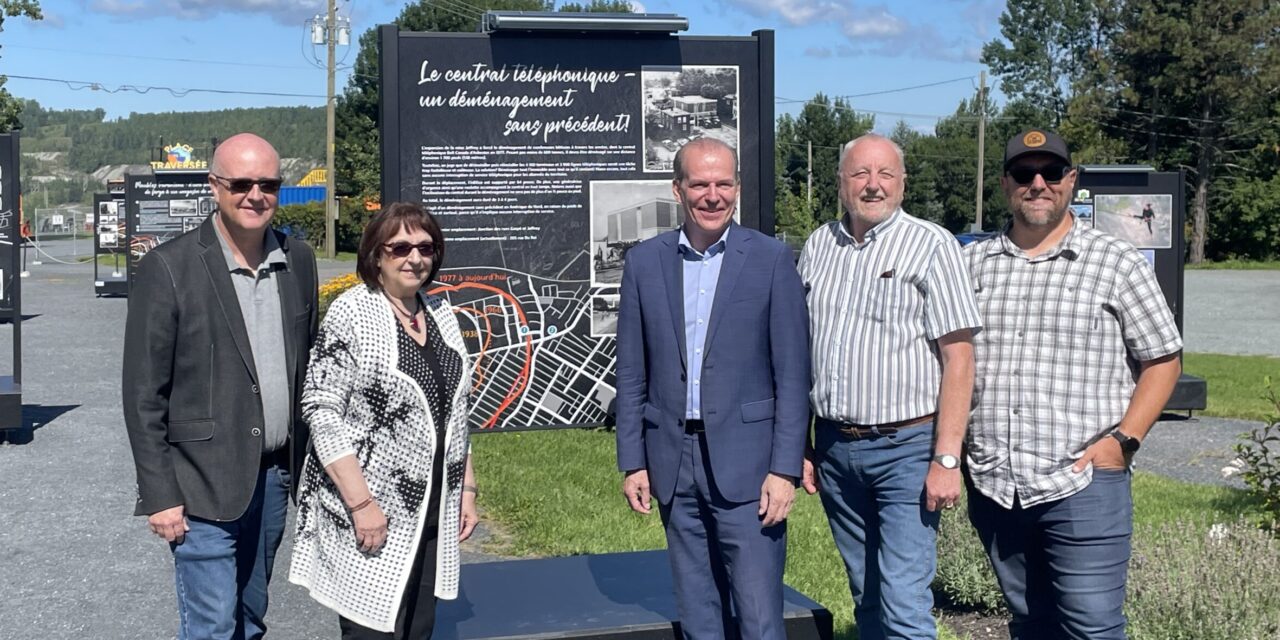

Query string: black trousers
339 526 440 640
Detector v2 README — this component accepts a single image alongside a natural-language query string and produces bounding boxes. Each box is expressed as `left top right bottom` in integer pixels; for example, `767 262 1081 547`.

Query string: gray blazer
123 216 318 521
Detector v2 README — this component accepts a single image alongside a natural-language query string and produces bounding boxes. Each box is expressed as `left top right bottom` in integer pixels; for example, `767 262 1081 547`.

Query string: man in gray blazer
123 133 318 640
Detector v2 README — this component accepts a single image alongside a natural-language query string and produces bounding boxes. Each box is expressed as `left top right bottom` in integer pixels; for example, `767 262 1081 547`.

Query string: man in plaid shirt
963 129 1183 640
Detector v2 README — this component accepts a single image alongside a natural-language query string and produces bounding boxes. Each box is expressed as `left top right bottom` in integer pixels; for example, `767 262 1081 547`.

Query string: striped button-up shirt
798 209 982 425
963 219 1182 508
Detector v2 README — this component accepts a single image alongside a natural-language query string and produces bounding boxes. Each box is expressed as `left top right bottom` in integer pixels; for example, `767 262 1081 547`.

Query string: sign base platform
95 276 129 297
0 376 21 430
1167 373 1207 412
435 550 832 639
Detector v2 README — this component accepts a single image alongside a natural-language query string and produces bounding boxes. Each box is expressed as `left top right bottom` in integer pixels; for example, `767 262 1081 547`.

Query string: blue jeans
170 462 290 640
815 422 939 640
659 432 787 640
966 468 1133 640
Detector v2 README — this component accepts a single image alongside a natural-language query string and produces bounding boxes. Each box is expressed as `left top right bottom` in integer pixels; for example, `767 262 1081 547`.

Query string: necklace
385 292 422 331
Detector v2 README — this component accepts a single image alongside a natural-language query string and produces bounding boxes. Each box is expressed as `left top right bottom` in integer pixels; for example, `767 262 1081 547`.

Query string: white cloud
728 0 978 62
89 0 148 15
840 7 905 37
727 0 856 26
628 1 648 12
86 0 325 24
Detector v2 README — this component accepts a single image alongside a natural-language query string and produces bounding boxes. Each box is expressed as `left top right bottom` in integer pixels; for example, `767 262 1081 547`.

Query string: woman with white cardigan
290 202 477 639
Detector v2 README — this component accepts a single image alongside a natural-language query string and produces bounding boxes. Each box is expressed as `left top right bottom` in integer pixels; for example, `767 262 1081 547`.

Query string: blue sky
2 0 1006 133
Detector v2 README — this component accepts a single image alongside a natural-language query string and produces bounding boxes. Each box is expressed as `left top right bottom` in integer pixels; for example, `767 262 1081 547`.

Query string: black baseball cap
1004 129 1072 170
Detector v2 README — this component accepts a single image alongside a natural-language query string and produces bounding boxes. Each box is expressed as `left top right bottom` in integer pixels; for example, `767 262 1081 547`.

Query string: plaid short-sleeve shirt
963 219 1182 508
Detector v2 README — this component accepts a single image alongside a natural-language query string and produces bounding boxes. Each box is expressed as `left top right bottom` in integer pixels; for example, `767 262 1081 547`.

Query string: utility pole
324 0 337 259
806 140 813 209
973 70 986 233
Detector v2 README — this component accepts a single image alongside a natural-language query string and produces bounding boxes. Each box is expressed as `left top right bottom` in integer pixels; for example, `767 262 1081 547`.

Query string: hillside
16 101 325 206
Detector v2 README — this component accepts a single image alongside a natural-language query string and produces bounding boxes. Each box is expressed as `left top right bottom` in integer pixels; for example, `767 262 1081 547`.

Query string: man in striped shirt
963 129 1182 640
798 134 981 639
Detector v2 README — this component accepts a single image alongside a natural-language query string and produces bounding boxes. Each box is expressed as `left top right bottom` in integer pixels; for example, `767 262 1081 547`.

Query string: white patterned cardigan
289 285 472 632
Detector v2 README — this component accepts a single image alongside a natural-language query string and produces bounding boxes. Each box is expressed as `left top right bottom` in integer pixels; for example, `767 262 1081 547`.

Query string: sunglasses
211 174 284 194
1007 163 1074 185
383 242 435 259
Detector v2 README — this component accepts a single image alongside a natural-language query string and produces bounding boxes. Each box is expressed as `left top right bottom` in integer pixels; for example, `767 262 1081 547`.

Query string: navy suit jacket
615 224 811 504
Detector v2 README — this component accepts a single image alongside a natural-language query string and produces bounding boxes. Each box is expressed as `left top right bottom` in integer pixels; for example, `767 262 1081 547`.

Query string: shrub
1233 379 1280 527
1127 519 1280 639
934 498 1007 614
274 202 325 244
934 488 1280 638
274 197 377 254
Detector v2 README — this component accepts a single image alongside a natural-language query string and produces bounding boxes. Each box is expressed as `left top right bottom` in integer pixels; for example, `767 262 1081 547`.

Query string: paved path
0 260 492 640
1140 414 1262 488
1183 270 1280 357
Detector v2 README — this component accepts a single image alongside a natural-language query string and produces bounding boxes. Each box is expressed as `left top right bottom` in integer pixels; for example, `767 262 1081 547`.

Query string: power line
4 44 314 70
821 76 976 101
776 141 988 162
430 0 484 22
5 73 326 99
777 96 1020 122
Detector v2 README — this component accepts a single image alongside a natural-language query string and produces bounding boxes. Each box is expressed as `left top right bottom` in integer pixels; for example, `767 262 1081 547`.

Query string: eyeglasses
1007 163 1074 185
383 242 435 259
211 174 284 194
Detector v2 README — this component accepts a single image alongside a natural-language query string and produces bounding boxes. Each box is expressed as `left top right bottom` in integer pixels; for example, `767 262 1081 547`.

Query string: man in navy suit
615 138 811 639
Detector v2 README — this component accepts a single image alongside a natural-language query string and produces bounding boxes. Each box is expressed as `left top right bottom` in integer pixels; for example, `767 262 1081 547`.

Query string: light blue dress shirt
677 225 731 420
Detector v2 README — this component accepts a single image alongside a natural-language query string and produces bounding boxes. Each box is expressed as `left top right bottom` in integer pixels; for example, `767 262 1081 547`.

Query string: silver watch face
934 454 960 469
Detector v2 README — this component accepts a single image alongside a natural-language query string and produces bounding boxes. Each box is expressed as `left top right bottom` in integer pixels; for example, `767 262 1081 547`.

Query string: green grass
322 250 359 262
1132 471 1262 525
1183 353 1280 422
1186 259 1280 270
472 429 1261 640
85 253 129 267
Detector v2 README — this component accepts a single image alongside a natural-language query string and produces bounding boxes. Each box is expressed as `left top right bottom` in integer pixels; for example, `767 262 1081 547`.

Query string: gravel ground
1138 414 1261 488
0 258 491 640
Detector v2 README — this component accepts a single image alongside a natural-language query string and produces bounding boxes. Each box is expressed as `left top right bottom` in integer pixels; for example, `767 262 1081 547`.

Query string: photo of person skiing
1095 194 1172 249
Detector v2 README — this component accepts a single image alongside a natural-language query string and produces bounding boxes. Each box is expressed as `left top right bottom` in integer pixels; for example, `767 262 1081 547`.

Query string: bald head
211 133 280 178
673 137 739 184
837 133 905 177
208 133 281 242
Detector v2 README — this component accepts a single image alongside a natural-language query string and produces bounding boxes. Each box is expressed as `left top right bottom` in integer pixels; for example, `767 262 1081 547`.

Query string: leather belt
261 447 289 469
682 419 706 434
817 413 935 440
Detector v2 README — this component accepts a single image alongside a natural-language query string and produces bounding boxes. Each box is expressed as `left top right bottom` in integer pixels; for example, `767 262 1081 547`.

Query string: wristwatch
932 454 960 469
1110 430 1141 454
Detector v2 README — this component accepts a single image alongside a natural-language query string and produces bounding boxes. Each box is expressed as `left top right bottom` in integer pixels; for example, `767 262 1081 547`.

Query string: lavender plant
1128 519 1280 639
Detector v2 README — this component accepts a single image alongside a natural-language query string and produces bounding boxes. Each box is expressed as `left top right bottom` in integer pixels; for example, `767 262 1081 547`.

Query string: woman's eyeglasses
211 174 284 194
383 242 435 259
1007 163 1074 185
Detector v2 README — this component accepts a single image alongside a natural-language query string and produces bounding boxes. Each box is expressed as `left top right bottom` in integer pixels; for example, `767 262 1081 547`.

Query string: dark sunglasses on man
211 173 284 195
383 242 435 259
1007 163 1074 186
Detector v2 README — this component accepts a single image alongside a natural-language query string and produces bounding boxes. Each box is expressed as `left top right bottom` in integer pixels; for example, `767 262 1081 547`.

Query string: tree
981 0 1119 121
1103 0 1280 262
773 93 875 234
336 0 635 199
0 0 42 132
